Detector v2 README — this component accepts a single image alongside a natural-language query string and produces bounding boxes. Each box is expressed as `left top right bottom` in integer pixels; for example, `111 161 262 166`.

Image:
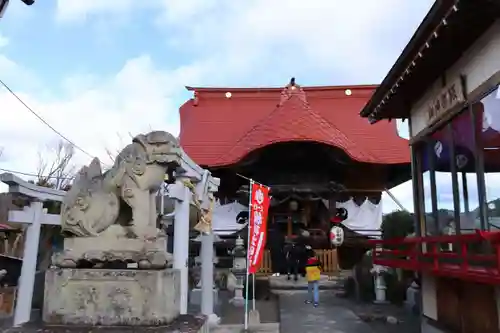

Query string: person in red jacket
304 246 322 307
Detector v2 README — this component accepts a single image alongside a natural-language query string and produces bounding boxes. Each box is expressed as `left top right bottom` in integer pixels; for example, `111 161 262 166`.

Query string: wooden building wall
436 278 499 333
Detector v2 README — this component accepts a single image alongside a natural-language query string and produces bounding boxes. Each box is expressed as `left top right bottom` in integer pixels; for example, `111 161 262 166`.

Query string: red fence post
461 240 468 273
431 242 439 271
496 243 500 278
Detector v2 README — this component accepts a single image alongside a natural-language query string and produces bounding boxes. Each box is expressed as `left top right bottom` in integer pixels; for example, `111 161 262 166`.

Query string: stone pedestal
52 232 172 269
43 268 180 326
229 287 245 307
190 288 219 308
8 315 209 333
248 309 261 325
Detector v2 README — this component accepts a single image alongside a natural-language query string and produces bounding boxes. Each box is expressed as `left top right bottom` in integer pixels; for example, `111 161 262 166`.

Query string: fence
0 287 16 316
369 230 500 285
257 248 339 276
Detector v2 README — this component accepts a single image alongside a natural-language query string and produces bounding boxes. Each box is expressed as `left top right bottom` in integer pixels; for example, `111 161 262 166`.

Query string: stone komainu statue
61 131 180 238
53 131 181 269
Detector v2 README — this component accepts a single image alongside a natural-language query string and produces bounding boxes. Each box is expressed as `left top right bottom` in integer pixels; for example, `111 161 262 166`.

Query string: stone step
268 274 347 290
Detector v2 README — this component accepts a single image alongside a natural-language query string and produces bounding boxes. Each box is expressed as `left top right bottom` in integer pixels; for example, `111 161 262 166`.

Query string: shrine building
179 80 410 272
361 0 500 332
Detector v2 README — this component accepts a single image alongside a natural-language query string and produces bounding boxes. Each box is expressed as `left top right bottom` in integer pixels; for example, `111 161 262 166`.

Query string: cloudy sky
0 0 437 212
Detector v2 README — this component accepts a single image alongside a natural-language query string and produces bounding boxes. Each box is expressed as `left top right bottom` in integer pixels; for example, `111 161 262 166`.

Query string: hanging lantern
330 226 344 246
289 200 298 211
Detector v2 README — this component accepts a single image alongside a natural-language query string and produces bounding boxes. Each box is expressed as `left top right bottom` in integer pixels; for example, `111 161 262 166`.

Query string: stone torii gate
166 146 220 322
0 173 66 326
2 131 220 327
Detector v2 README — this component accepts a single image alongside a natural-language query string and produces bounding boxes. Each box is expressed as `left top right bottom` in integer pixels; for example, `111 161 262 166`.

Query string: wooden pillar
328 197 337 216
303 202 311 227
287 216 292 237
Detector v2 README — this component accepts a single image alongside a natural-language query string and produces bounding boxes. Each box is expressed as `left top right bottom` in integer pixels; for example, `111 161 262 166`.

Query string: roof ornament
278 77 307 106
193 90 199 106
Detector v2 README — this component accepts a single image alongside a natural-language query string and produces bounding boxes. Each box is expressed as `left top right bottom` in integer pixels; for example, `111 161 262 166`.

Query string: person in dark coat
268 226 285 275
295 231 309 276
284 241 299 281
285 238 308 281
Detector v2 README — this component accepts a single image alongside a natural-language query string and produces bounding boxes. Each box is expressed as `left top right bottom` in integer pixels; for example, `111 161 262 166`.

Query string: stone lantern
370 263 389 304
229 236 247 306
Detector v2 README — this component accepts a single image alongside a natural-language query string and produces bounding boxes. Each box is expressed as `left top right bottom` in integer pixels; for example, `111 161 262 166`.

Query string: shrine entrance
211 140 403 272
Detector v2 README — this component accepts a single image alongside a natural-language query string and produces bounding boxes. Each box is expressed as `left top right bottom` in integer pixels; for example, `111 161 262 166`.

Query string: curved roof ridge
216 92 378 165
179 82 410 167
300 97 379 162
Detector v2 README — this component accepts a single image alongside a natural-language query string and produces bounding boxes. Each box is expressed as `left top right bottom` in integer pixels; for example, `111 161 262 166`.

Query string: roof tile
179 85 409 167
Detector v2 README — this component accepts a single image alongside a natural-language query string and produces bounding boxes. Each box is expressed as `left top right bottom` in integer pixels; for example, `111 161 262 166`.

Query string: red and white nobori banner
247 182 270 274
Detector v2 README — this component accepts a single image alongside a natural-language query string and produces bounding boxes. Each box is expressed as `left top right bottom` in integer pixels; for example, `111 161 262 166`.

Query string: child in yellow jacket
304 248 321 307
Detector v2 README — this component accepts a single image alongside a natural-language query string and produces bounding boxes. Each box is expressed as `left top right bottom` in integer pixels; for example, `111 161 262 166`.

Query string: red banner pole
244 179 253 331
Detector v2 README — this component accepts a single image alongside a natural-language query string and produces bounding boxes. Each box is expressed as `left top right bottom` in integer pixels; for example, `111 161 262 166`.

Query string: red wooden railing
369 231 500 284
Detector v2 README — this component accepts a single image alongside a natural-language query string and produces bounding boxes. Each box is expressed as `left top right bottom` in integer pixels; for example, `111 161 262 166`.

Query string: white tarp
336 198 383 237
212 201 248 236
211 199 383 237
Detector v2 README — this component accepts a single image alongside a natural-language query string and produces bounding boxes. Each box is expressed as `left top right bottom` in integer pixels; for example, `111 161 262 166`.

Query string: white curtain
336 198 382 237
211 201 248 235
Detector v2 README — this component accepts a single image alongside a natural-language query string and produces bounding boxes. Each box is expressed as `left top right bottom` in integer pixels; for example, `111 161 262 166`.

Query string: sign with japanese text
427 78 465 127
247 182 270 274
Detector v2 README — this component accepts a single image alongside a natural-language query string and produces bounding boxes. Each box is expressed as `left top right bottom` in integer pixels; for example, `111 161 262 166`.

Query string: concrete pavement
278 291 375 333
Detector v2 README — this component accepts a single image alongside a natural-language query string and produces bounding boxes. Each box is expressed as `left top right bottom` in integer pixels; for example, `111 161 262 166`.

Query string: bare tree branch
104 132 129 164
33 140 76 268
36 140 76 190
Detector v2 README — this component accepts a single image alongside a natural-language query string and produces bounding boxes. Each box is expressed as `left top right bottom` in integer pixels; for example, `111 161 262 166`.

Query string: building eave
360 0 500 123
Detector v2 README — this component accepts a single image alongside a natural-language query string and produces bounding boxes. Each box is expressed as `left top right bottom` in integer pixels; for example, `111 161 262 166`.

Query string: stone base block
9 314 208 333
248 310 261 325
189 288 219 307
43 268 180 326
52 235 172 269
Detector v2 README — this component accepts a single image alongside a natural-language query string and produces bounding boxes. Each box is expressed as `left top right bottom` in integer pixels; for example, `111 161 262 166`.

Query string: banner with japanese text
247 182 270 274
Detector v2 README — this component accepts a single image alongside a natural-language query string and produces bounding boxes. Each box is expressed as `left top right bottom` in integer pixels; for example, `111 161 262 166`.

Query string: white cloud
152 0 435 85
0 34 8 48
1 0 437 212
0 54 204 192
56 0 434 84
382 181 414 214
55 0 145 23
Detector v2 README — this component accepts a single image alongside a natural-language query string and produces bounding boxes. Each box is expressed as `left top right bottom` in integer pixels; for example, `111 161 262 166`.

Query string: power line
0 78 98 161
0 167 74 180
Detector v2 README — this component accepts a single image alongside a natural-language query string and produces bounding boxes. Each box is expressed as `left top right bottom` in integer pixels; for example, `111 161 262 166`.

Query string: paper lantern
289 200 298 211
330 226 344 246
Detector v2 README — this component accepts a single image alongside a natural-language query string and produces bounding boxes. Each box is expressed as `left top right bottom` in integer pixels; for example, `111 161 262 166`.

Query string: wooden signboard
426 78 465 127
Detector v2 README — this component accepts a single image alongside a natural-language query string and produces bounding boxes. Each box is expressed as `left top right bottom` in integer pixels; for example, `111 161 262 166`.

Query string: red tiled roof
179 84 410 167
